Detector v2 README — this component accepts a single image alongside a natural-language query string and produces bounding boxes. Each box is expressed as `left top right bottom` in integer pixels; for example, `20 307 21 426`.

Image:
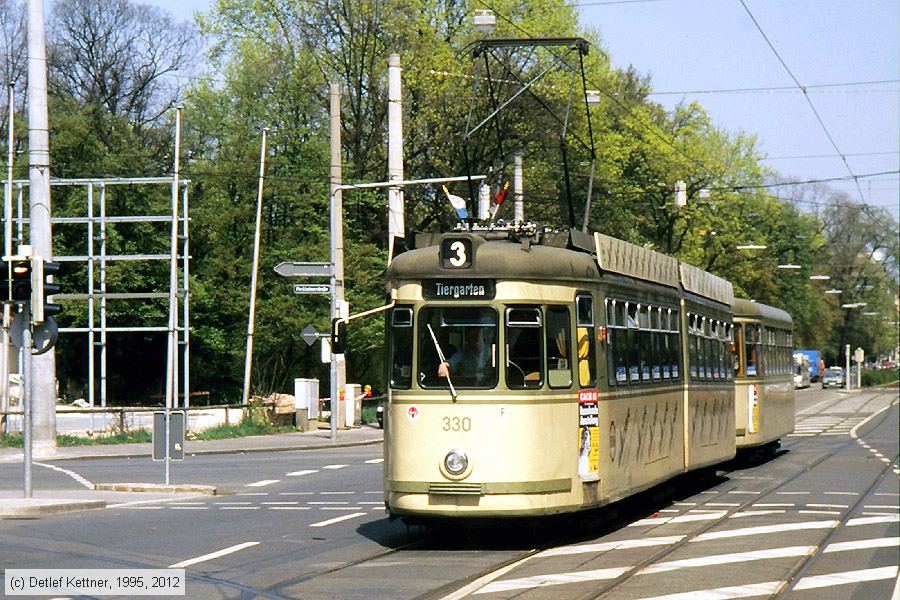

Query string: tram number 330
442 416 472 431
441 238 472 269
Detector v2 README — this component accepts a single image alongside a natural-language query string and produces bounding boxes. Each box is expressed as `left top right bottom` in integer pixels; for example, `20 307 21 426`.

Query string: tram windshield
418 307 498 389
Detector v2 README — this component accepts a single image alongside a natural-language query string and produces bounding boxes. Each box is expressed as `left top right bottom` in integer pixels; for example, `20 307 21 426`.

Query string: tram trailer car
732 298 795 449
383 227 737 519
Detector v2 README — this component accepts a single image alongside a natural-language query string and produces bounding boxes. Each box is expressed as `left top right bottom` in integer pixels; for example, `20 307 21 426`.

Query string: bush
862 368 900 387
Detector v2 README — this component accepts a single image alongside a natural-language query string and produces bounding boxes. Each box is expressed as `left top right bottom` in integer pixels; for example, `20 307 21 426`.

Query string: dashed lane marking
309 512 367 527
245 479 280 488
692 520 838 542
474 566 630 594
365 458 384 464
287 469 318 477
169 541 259 569
537 536 685 558
323 464 347 470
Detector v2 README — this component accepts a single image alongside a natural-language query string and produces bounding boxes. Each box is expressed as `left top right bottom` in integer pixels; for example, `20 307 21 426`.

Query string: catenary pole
242 128 268 407
329 83 345 442
387 55 404 263
26 0 55 456
164 107 182 485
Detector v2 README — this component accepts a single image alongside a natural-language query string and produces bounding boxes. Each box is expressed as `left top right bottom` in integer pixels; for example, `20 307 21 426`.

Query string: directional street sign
274 262 333 277
293 284 331 295
301 324 321 347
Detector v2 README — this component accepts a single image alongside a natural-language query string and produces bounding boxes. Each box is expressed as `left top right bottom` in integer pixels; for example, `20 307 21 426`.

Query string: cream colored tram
383 227 736 518
732 298 795 449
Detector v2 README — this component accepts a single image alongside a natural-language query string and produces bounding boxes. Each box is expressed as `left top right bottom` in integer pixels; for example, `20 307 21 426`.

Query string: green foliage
0 430 153 447
861 368 899 388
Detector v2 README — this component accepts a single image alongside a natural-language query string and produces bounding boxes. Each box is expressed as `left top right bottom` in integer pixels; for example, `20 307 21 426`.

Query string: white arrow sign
274 262 333 277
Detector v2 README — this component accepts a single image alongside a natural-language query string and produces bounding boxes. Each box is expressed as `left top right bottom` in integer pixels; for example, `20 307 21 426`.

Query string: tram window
651 332 662 380
669 332 681 379
506 306 543 389
576 295 596 388
418 307 498 389
639 330 651 381
546 307 572 388
689 333 698 379
612 328 627 385
745 324 761 377
390 307 414 389
711 339 720 379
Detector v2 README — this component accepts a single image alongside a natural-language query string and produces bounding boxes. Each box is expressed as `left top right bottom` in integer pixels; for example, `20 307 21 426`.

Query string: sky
150 0 899 218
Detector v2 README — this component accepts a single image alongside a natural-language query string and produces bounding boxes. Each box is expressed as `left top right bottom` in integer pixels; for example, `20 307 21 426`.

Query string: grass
191 420 296 440
0 430 153 448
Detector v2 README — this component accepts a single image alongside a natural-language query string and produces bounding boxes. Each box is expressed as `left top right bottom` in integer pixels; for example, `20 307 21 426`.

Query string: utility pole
26 0 55 456
329 83 346 441
242 128 268 407
1 83 14 434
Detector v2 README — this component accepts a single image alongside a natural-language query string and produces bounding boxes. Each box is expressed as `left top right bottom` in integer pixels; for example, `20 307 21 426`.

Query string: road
0 387 897 599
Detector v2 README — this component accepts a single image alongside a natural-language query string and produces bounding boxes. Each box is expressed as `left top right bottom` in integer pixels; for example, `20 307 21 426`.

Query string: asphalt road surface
0 387 896 599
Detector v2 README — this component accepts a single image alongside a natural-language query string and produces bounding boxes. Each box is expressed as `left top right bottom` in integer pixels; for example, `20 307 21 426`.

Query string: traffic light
331 317 347 354
7 258 32 302
32 258 62 324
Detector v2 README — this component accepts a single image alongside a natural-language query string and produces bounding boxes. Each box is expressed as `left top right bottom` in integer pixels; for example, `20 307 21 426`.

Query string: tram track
427 390 897 600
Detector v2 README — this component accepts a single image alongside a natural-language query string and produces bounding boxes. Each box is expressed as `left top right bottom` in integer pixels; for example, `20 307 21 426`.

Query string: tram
732 298 795 449
382 225 737 518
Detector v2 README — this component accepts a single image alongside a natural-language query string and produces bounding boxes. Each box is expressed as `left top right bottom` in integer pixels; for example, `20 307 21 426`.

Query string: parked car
821 367 845 389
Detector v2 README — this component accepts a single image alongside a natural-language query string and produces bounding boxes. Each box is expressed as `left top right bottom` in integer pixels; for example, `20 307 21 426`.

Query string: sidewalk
0 425 383 519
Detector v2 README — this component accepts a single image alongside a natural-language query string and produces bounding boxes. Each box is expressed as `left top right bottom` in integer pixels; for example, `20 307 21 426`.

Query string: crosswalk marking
632 581 783 600
474 566 630 594
639 545 815 575
693 519 837 541
824 537 899 553
793 566 900 590
538 536 684 558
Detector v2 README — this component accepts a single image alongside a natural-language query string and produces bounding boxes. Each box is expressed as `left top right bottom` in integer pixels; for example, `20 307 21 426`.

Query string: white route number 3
441 238 472 269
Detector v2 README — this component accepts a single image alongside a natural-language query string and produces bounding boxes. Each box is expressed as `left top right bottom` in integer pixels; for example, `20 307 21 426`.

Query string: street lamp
473 9 496 32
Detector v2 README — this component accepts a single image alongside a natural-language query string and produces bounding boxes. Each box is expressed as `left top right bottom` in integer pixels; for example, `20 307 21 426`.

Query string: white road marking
323 464 347 470
262 501 299 505
320 506 363 511
865 505 900 510
693 520 838 542
793 566 900 591
755 503 794 507
726 491 760 495
269 506 310 510
320 491 355 495
34 462 94 489
214 502 252 506
310 512 367 527
220 506 260 510
731 510 786 518
279 492 314 496
706 503 740 507
808 504 848 508
237 492 268 496
640 545 816 574
824 537 899 553
799 510 841 515
538 536 684 558
287 469 318 477
825 492 859 496
631 581 783 600
245 479 280 488
439 554 536 600
473 566 630 594
848 515 900 526
169 541 259 569
776 491 810 495
309 501 349 505
365 458 384 464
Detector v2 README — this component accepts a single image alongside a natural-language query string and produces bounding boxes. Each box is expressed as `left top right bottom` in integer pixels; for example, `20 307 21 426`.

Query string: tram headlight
444 449 468 476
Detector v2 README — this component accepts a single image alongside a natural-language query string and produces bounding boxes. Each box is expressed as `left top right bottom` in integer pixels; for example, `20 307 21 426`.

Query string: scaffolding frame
3 176 191 431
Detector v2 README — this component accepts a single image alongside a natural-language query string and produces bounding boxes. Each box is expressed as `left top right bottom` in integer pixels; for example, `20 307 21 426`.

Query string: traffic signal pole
329 83 345 443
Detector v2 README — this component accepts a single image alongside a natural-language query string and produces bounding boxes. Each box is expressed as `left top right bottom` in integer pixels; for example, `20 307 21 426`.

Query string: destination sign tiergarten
422 279 496 300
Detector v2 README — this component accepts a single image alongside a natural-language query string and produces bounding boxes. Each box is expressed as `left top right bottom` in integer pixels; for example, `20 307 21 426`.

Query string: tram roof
389 227 735 306
732 297 793 327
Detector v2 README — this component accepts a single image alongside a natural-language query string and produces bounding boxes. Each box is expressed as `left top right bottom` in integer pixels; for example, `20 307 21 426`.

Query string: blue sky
150 0 899 217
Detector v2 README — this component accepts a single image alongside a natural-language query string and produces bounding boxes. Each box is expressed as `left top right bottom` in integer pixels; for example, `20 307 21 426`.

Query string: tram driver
437 326 491 386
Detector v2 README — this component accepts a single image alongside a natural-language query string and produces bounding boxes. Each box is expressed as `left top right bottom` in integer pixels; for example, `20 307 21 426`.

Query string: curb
0 499 106 519
93 483 217 495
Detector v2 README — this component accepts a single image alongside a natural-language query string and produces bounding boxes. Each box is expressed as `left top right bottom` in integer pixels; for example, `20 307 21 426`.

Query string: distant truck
794 350 823 382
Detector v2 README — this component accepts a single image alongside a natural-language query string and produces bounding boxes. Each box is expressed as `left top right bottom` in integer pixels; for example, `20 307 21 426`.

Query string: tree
49 0 199 133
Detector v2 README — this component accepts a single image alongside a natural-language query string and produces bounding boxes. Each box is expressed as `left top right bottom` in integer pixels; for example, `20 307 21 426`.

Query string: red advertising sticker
578 389 598 403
